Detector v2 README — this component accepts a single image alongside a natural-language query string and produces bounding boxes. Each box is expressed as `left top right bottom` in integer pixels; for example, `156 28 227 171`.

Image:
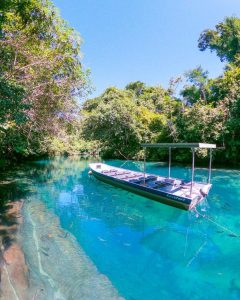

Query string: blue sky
53 0 240 98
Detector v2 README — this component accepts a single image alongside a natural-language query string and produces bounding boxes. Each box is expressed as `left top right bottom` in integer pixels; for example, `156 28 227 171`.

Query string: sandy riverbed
0 199 123 300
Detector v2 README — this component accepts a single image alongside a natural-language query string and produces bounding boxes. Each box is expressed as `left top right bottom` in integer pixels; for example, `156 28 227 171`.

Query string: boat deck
90 163 211 207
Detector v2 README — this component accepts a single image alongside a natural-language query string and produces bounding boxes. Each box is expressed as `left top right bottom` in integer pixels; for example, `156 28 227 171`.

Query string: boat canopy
141 143 216 149
141 142 216 195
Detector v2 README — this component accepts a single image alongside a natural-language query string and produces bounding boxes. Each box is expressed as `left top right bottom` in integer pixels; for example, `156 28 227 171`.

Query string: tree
0 78 27 125
0 0 89 157
81 16 240 164
82 85 172 159
181 66 210 104
176 103 224 143
212 66 240 161
82 88 142 158
125 81 146 96
198 17 240 63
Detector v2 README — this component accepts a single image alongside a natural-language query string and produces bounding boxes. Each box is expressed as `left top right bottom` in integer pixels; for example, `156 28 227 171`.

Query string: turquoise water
1 157 240 299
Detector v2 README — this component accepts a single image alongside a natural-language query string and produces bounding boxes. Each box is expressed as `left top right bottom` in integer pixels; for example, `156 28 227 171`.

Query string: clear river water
1 157 240 299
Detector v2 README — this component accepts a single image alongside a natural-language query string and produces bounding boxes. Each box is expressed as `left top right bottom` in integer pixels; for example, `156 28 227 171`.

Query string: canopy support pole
190 148 195 196
168 147 171 178
208 148 212 183
143 147 146 185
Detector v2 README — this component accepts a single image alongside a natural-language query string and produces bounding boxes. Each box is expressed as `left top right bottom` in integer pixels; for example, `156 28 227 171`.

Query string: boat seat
112 171 131 177
138 175 158 182
102 169 117 174
153 180 167 188
125 174 138 179
116 171 130 175
147 175 158 181
147 181 159 188
129 179 141 184
120 174 139 180
164 178 183 186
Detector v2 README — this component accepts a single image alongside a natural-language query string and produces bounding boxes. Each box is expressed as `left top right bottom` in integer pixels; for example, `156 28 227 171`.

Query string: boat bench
128 175 157 184
151 178 183 189
164 178 183 186
102 169 117 174
102 170 132 177
129 179 141 184
111 171 131 177
137 175 158 182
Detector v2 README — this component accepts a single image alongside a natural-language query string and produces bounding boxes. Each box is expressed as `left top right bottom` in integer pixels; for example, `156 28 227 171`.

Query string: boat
89 143 216 210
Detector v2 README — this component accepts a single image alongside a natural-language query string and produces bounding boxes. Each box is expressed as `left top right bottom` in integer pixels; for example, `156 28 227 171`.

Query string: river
0 157 239 299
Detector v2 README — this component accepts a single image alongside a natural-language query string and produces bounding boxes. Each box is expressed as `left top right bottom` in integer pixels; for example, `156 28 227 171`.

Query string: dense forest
0 0 240 166
0 0 91 165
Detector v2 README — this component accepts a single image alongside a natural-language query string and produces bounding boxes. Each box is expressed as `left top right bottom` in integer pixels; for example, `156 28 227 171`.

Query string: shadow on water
0 173 34 295
0 178 29 247
0 160 66 282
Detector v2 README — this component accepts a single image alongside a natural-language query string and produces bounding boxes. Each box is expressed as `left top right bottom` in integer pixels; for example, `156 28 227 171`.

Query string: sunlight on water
3 157 240 299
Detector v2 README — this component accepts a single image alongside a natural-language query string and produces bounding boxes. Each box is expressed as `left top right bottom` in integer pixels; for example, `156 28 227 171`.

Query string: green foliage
176 103 224 143
82 85 180 159
181 66 211 104
1 9 240 166
215 66 240 162
82 87 143 158
0 0 89 159
0 78 28 124
125 81 146 96
82 16 240 164
198 17 240 63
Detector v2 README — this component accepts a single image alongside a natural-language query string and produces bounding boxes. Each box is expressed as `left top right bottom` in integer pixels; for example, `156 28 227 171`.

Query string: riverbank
1 154 240 176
